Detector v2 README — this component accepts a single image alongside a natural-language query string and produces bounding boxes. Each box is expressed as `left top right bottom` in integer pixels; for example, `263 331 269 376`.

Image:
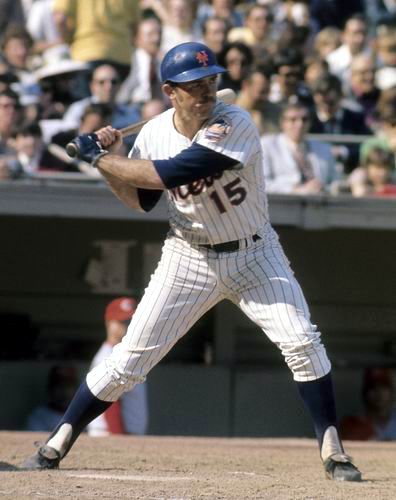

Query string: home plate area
1 432 396 499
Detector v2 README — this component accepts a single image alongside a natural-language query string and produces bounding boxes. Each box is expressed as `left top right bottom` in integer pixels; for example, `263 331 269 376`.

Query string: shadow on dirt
0 462 19 471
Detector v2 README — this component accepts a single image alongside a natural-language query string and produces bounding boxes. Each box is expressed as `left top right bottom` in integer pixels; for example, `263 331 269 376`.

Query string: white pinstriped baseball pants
87 228 331 401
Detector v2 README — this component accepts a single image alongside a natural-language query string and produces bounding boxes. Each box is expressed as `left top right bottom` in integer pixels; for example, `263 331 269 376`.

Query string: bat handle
66 141 79 158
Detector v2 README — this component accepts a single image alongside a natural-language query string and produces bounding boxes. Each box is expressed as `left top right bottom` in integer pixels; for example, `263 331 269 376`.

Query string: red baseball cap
105 297 137 322
364 368 393 390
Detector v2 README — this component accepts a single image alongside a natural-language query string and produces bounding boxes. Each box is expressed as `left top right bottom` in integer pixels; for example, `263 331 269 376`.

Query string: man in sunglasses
62 63 140 143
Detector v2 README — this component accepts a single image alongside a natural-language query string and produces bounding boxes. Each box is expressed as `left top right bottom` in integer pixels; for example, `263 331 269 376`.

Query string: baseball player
22 42 361 481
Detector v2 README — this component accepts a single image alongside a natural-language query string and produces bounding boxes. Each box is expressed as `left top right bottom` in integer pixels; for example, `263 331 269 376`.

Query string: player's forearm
96 154 165 190
99 169 146 212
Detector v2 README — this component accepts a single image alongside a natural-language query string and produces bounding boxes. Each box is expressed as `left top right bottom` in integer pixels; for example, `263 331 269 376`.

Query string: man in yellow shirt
52 0 140 82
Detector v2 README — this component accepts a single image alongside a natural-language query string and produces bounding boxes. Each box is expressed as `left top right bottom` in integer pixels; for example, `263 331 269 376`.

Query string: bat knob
66 141 78 158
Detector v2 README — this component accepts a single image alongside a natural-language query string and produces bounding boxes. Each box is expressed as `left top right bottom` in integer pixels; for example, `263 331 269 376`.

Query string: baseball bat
65 88 236 158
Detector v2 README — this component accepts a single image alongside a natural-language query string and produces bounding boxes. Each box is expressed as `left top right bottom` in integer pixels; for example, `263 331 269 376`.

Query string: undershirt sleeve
153 142 240 189
137 188 163 212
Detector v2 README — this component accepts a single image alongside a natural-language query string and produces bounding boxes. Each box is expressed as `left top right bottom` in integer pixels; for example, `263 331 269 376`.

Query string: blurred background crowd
1 0 396 197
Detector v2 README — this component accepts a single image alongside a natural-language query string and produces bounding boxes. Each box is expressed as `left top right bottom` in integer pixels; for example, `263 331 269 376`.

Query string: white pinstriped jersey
87 102 331 405
129 101 271 245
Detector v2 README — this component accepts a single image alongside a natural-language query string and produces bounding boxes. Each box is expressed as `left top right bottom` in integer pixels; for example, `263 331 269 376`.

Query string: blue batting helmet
160 42 227 84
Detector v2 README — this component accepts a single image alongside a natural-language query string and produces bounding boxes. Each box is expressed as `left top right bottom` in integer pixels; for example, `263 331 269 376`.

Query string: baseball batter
22 42 361 481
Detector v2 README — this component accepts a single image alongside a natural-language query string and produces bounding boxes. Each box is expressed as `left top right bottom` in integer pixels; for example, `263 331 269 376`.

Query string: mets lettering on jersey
130 101 268 245
170 172 223 199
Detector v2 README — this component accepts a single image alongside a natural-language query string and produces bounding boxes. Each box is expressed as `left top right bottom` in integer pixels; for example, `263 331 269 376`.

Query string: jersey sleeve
153 143 240 189
129 130 147 160
195 105 258 165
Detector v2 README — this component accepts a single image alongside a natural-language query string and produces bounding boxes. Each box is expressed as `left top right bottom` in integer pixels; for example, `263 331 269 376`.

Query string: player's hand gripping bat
65 88 236 158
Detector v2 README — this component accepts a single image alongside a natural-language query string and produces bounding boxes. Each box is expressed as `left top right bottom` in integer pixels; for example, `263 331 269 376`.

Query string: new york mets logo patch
204 116 232 142
196 51 209 66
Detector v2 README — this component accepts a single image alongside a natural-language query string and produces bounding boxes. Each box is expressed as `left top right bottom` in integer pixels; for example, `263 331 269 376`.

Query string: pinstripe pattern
129 101 269 245
87 229 330 400
86 100 330 401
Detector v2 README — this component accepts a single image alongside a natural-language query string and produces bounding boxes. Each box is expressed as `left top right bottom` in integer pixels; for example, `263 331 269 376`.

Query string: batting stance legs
22 233 360 480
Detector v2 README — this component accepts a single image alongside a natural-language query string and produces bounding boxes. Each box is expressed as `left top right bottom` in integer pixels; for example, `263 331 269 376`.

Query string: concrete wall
0 362 366 438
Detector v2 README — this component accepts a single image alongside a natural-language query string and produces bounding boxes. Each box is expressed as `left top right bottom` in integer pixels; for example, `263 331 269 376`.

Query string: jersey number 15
209 177 247 214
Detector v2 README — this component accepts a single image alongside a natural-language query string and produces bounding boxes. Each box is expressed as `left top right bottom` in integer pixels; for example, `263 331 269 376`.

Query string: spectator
275 0 311 28
145 0 198 54
52 0 140 82
26 365 79 432
7 122 55 178
26 0 70 69
0 160 10 180
326 14 370 88
126 98 167 148
201 16 230 57
0 0 25 35
364 0 396 36
217 41 254 94
375 25 396 71
303 56 329 91
0 24 38 98
196 0 243 32
261 101 338 194
360 91 396 163
0 71 19 94
44 103 115 174
34 59 90 141
269 47 313 108
309 0 364 32
116 16 163 106
348 146 396 197
340 368 396 440
313 27 342 61
227 3 275 58
0 89 23 144
88 297 149 436
236 67 281 135
345 54 380 131
62 64 141 135
0 89 24 180
140 98 166 120
309 73 372 173
275 19 313 56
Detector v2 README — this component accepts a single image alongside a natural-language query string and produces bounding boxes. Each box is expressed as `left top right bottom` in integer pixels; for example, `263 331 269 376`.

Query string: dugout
0 179 396 437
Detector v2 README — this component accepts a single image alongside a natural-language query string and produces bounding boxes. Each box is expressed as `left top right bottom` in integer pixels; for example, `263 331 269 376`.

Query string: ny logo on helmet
196 51 209 66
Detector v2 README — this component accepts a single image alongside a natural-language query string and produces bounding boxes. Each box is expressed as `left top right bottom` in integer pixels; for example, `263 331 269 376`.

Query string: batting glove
71 133 109 167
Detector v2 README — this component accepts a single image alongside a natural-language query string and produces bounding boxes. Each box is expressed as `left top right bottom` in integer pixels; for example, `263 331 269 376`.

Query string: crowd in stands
1 0 396 196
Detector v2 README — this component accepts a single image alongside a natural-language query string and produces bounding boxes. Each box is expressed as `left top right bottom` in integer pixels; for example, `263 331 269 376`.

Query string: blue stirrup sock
46 379 112 458
296 372 341 452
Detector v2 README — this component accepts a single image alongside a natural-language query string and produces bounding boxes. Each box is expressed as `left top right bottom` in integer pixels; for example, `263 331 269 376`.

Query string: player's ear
162 83 176 100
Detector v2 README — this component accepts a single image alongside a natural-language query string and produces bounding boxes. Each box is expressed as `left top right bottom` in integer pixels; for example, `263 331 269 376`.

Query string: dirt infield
0 432 395 499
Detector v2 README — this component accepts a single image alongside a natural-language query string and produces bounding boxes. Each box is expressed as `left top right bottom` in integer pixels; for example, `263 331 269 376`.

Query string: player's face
168 75 218 120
